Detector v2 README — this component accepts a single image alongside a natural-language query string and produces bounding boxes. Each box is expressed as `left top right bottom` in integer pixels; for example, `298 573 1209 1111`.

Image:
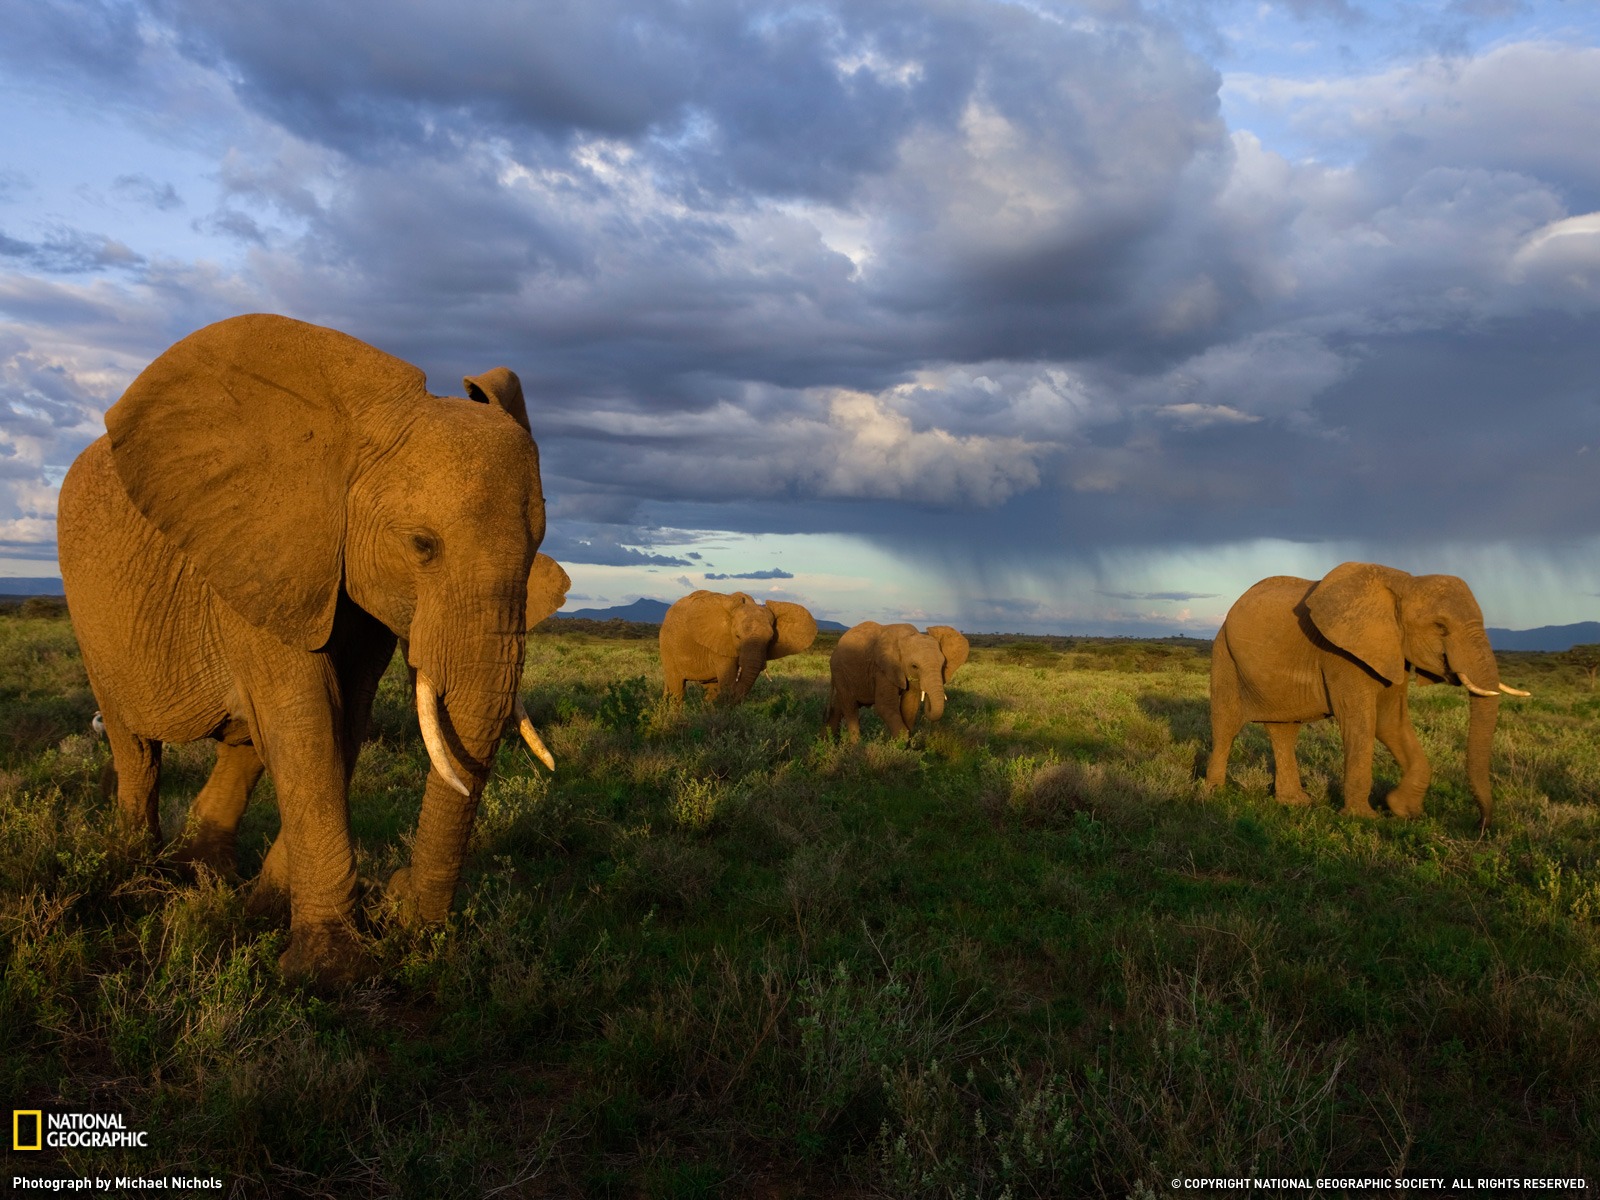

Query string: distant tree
1560 644 1600 690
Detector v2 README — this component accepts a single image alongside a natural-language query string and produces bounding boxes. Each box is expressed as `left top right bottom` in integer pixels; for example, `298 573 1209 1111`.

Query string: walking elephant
1203 562 1529 831
169 552 572 899
58 313 555 983
659 590 817 703
826 622 969 739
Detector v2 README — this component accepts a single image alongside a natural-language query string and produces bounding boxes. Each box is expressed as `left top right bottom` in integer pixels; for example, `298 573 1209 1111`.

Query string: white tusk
1455 672 1501 699
1498 683 1531 697
514 696 556 771
91 710 106 738
416 673 471 796
920 690 926 703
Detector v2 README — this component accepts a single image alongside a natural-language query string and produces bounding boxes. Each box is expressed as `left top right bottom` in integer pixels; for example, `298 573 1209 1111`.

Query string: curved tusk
514 696 556 771
1455 672 1502 699
1498 683 1531 697
416 673 471 796
91 710 106 738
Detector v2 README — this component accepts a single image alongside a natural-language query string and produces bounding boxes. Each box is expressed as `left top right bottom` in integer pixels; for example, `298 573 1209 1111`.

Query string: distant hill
557 598 673 623
556 597 848 631
0 577 64 596
1488 622 1600 652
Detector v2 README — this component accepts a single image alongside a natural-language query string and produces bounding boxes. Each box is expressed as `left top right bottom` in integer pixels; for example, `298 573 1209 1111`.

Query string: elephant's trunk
922 684 946 723
730 641 767 703
1465 693 1499 834
406 625 527 919
1449 632 1502 833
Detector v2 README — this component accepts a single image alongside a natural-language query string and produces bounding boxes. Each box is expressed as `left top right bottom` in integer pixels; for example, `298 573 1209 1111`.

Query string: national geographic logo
11 1108 149 1150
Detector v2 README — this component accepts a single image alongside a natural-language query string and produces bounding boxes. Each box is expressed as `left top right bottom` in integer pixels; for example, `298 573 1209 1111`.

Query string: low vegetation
3 609 1597 1196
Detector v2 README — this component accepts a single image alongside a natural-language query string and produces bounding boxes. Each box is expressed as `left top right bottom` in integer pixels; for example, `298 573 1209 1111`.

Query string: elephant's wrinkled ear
464 368 531 434
764 601 818 659
106 315 422 651
688 592 736 657
1305 562 1405 685
526 553 570 629
873 629 910 690
928 626 970 683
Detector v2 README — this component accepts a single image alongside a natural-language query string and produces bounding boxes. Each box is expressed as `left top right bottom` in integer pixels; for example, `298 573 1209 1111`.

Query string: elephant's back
1221 576 1314 628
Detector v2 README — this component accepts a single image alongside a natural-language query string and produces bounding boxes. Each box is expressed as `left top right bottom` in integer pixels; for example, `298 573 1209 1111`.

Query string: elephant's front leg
233 648 367 984
1334 703 1380 819
872 679 909 737
1376 684 1431 819
713 657 741 705
174 739 266 876
1265 723 1310 806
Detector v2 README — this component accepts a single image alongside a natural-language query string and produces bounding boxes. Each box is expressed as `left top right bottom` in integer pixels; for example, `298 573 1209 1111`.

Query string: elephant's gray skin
1203 562 1529 831
826 621 970 739
58 314 553 984
658 590 817 704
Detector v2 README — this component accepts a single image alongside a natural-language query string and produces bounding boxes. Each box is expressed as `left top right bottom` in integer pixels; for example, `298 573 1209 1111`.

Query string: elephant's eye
410 532 439 562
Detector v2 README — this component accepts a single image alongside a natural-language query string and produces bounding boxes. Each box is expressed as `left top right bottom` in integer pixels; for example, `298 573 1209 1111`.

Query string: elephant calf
1204 561 1529 831
659 590 817 704
826 621 969 739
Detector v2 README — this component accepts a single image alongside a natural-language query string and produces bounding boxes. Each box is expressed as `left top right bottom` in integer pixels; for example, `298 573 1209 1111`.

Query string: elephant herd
656 588 972 740
54 315 1531 985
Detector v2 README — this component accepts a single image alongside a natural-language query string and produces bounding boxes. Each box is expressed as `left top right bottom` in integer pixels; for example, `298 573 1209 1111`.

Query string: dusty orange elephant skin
58 313 553 985
658 590 817 704
825 622 969 739
1204 561 1529 831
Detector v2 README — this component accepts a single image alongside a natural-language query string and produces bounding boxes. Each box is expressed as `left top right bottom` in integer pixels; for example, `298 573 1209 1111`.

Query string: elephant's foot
384 867 452 926
278 921 374 988
1385 789 1427 819
244 877 290 922
168 826 241 881
1343 800 1381 820
1273 789 1312 807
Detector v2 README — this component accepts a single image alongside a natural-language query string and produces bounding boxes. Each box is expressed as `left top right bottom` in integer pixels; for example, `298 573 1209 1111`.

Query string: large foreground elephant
826 622 969 739
659 590 817 703
1204 562 1529 831
171 552 571 902
58 314 554 983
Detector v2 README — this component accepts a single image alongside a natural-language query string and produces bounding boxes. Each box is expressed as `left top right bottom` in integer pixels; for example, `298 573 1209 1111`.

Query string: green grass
2 613 1598 1196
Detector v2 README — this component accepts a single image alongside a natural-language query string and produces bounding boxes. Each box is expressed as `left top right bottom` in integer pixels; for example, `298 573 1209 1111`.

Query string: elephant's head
105 314 548 795
878 625 970 721
1304 562 1527 830
693 591 817 702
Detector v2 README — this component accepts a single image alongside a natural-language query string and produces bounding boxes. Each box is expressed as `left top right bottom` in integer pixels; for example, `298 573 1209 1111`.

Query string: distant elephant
659 590 817 703
826 622 970 739
170 553 572 895
1203 562 1529 831
58 313 554 983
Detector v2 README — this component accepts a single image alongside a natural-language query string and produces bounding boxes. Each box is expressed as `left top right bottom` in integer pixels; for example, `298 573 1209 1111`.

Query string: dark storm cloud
705 568 793 580
540 529 692 569
1 0 1597 598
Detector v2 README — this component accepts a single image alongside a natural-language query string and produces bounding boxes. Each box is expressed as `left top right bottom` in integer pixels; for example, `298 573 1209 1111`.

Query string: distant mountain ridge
555 597 848 631
0 577 64 595
1487 622 1600 652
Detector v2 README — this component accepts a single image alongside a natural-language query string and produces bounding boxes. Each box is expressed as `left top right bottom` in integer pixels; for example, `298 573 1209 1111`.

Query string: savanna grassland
3 603 1599 1197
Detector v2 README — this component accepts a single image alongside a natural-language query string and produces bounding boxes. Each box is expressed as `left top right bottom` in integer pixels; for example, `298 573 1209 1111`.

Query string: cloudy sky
3 0 1599 634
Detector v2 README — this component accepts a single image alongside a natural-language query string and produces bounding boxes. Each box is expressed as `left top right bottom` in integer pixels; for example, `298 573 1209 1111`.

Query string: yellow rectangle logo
13 1109 42 1150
